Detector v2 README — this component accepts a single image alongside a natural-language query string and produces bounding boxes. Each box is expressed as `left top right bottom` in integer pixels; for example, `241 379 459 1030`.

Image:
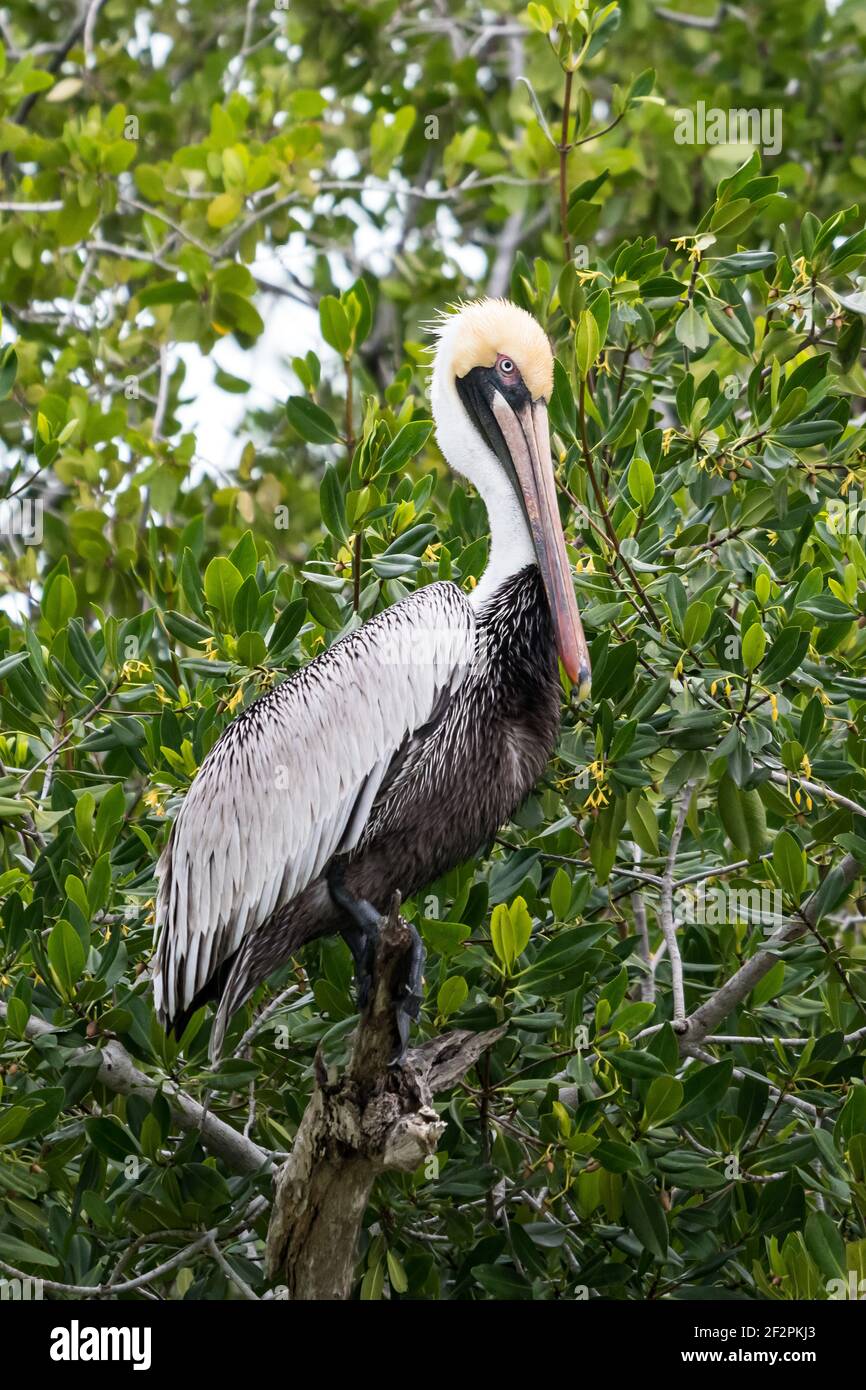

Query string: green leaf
42 574 76 631
206 191 242 228
228 529 258 579
775 419 843 447
0 345 18 398
285 396 341 444
0 1107 29 1144
550 867 573 920
576 309 600 378
590 288 611 345
204 557 243 623
319 295 352 356
594 1140 641 1173
623 1175 668 1258
231 577 258 635
682 601 711 647
386 1248 408 1294
94 782 125 853
437 975 468 1018
675 304 709 353
710 251 776 279
627 448 655 511
741 623 766 671
269 599 307 655
378 420 433 474
626 789 659 855
490 902 516 970
509 896 533 957
774 830 805 899
804 1211 846 1281
641 1076 684 1130
671 1061 733 1123
85 1116 139 1161
0 1234 60 1270
320 465 349 543
236 631 267 667
0 650 28 679
74 791 95 851
180 547 207 620
472 1263 531 1298
47 919 86 994
4 996 29 1039
751 958 785 1007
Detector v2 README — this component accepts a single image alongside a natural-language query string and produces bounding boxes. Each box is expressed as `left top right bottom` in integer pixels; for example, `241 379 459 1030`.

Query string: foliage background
2 0 866 1301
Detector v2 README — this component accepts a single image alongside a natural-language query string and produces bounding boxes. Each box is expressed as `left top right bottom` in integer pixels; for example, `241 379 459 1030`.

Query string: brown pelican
153 299 591 1059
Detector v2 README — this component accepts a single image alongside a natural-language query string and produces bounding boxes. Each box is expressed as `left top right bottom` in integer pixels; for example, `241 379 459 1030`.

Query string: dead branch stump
265 895 505 1299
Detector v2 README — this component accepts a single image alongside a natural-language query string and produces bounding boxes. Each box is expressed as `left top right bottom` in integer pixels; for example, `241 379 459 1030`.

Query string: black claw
327 863 381 1011
391 924 426 1066
327 867 427 1061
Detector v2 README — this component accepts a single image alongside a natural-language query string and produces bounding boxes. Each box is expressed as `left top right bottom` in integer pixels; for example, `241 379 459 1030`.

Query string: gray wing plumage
152 582 475 1028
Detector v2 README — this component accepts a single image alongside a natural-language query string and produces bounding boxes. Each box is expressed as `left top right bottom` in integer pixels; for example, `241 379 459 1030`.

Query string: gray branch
677 852 864 1051
654 4 730 30
265 895 505 1298
661 782 693 1027
0 1000 270 1176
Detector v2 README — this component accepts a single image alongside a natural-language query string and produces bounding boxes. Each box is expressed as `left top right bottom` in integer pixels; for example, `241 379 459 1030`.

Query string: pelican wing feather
152 582 475 1027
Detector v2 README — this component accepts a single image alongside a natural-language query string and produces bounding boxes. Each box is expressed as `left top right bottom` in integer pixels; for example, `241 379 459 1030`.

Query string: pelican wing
152 582 475 1027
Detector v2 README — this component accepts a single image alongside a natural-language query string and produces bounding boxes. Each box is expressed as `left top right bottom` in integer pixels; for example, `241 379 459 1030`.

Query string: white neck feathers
430 335 534 609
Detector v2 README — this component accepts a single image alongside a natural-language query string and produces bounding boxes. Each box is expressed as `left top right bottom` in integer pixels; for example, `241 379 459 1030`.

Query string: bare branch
678 852 864 1050
0 1000 271 1175
631 846 655 1003
684 1044 818 1118
59 248 95 330
233 983 303 1057
152 344 170 442
206 1234 260 1300
654 4 730 30
661 782 694 1027
0 1233 213 1298
766 768 866 821
0 200 64 213
83 0 103 67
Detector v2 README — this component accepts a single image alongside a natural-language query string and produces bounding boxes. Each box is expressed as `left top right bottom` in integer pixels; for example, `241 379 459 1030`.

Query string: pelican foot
327 865 380 1010
392 923 426 1066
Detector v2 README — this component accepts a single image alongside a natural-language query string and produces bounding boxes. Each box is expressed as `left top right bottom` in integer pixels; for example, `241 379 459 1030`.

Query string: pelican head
431 298 590 699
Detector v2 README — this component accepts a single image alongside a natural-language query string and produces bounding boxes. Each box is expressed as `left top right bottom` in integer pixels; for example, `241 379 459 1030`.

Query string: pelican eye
493 354 526 393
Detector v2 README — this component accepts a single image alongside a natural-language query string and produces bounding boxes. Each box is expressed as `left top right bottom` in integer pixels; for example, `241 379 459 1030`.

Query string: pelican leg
394 923 426 1065
327 864 379 1009
326 865 425 1058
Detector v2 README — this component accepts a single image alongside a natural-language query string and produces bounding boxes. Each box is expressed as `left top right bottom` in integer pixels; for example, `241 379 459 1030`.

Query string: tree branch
677 852 864 1051
654 4 729 30
264 895 505 1298
0 1000 270 1176
661 782 693 1027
